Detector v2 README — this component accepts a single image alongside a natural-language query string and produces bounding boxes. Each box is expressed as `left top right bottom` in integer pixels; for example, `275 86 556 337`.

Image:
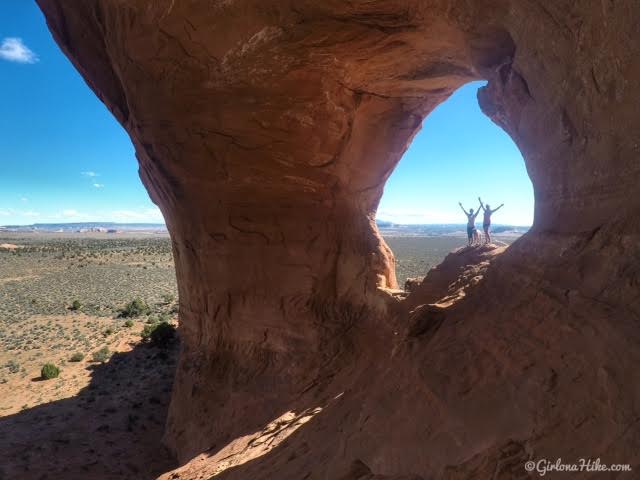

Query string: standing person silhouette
478 197 504 244
458 200 481 246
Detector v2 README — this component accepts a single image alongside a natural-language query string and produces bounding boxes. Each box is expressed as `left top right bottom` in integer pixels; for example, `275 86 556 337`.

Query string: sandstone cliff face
36 1 640 478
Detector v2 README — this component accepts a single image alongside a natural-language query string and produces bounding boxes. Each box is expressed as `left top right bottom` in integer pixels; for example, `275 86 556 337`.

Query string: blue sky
0 2 162 225
378 83 533 226
1 2 533 227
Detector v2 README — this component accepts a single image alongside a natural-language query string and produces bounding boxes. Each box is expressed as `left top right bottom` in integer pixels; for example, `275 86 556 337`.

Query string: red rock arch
36 1 640 478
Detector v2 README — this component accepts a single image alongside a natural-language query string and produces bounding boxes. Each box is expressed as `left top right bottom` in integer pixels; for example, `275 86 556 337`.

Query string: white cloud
80 172 105 189
20 197 28 203
377 207 458 224
1 206 165 225
0 208 39 221
43 208 91 222
0 37 38 64
376 206 533 226
61 209 89 219
110 207 164 222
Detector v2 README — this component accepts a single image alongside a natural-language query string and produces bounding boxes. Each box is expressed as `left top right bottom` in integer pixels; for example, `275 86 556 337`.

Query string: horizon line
1 221 532 228
0 221 167 227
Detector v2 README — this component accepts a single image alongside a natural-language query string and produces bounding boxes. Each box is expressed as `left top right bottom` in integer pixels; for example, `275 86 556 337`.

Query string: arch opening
375 81 534 287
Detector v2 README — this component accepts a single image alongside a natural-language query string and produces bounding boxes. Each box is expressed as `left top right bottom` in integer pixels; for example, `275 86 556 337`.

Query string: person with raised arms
458 200 482 246
478 197 504 244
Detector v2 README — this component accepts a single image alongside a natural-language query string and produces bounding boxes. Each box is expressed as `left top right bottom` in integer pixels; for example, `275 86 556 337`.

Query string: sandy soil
0 320 178 480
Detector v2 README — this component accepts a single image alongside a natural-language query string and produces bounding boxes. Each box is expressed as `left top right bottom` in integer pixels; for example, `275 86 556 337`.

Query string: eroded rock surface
36 1 640 478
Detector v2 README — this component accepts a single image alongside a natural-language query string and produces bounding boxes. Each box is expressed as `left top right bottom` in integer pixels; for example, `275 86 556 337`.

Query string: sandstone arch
36 1 640 478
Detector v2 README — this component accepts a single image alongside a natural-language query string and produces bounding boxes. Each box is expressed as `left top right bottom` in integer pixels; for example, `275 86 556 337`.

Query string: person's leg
467 226 472 245
484 224 491 244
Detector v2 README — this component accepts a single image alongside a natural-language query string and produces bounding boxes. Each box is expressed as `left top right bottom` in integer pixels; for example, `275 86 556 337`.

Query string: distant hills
375 221 529 237
0 221 529 237
0 222 167 233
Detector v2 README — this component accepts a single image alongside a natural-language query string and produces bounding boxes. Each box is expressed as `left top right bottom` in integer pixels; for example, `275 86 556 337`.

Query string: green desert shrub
146 313 170 325
92 347 111 363
69 352 84 362
140 323 155 340
70 300 82 311
41 363 60 380
141 322 176 348
161 293 175 305
124 319 134 328
119 298 150 318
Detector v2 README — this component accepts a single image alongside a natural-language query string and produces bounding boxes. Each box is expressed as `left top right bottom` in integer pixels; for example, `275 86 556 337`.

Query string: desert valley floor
0 231 517 479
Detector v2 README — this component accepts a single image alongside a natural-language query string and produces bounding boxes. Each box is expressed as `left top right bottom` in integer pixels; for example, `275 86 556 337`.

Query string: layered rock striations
37 1 640 478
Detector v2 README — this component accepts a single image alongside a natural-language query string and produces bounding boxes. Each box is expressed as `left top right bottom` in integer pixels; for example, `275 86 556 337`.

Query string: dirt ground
0 234 179 479
0 324 179 480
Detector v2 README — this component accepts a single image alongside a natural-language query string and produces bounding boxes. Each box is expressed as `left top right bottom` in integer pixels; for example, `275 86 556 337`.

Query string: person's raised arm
458 202 467 214
478 197 485 211
493 203 504 212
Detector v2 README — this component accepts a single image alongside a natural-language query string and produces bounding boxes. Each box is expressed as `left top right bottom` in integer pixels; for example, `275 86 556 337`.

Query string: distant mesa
375 220 529 237
0 222 167 233
1 221 527 237
375 219 394 228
